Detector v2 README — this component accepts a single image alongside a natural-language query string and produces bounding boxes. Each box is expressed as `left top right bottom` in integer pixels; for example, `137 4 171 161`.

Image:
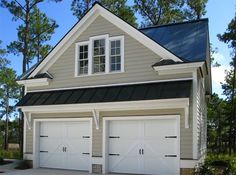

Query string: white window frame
75 41 89 77
75 34 124 77
109 36 124 72
89 34 109 74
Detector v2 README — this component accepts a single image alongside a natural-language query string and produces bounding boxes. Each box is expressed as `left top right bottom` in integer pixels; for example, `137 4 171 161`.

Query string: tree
31 7 58 62
71 0 137 27
0 40 10 70
1 0 61 156
134 0 208 27
1 0 61 72
218 14 236 154
184 0 208 20
0 68 21 150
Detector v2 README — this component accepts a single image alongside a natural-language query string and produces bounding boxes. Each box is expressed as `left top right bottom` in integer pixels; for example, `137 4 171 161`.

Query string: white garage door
108 117 179 175
39 121 90 171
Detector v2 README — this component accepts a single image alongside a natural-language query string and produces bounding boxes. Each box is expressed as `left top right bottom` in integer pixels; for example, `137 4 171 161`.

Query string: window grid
78 45 88 75
110 40 121 72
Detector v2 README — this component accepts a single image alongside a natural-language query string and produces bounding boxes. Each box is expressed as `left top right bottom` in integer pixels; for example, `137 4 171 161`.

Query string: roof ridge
139 18 208 30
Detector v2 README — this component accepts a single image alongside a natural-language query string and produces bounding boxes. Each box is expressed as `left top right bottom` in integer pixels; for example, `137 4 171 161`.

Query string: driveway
2 168 124 175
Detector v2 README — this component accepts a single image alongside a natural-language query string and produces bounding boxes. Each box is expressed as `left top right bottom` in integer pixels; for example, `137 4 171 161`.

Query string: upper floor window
93 39 106 73
110 40 121 72
75 35 124 77
79 45 88 75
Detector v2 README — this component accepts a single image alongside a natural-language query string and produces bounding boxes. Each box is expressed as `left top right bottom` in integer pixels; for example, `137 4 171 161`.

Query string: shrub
195 154 236 175
0 149 21 159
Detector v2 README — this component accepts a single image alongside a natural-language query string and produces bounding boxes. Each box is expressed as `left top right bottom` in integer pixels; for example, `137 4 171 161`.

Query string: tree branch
14 0 26 12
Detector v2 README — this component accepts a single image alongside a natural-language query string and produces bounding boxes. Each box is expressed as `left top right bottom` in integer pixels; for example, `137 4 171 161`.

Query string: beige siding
25 109 193 159
28 16 191 92
196 71 207 158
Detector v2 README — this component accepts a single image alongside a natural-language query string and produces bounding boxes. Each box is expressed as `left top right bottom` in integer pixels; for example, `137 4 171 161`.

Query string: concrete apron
2 168 125 175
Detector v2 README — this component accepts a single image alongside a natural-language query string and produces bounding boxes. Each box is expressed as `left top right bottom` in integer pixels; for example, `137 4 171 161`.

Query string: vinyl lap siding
28 16 192 92
196 72 207 158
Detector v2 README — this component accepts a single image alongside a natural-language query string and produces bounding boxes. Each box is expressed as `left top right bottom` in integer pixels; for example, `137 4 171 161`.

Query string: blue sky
0 0 235 97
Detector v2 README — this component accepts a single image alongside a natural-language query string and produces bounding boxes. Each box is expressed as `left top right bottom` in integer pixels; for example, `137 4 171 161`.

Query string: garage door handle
142 149 144 155
40 151 48 153
139 149 141 155
83 136 90 138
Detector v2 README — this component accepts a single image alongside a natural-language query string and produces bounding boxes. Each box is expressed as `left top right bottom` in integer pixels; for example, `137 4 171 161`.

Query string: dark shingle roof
17 80 192 107
152 59 183 67
140 19 209 62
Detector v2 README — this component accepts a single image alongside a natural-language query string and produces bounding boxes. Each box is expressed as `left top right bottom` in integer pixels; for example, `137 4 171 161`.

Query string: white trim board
19 98 189 115
27 78 193 93
28 3 182 78
17 78 51 87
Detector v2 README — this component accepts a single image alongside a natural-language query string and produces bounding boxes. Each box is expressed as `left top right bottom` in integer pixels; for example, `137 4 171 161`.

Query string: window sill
74 71 125 78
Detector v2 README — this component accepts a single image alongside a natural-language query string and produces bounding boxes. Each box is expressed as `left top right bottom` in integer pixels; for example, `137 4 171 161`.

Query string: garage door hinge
40 135 48 137
109 136 120 138
109 154 120 156
82 153 90 155
82 136 90 138
165 136 177 138
165 155 177 157
40 151 48 153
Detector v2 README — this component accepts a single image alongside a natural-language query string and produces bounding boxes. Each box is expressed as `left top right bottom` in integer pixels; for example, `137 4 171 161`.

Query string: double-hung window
93 39 106 73
75 35 124 76
110 39 121 72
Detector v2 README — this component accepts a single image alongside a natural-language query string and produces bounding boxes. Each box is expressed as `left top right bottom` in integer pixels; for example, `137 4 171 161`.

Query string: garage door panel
144 156 178 175
39 120 91 171
66 153 90 170
109 139 140 156
109 156 141 174
108 117 179 175
40 152 65 169
109 120 140 138
144 120 177 137
40 122 64 137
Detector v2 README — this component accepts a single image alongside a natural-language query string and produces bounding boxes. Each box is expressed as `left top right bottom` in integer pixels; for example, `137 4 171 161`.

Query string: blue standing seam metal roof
139 19 209 62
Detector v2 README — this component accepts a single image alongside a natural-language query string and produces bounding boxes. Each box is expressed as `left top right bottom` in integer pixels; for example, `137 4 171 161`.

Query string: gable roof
25 2 183 79
140 19 209 62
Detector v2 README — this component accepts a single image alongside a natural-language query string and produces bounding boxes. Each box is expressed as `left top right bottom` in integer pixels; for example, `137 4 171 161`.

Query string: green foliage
217 15 236 54
134 0 208 27
0 0 61 72
134 0 185 26
71 0 137 27
195 154 236 175
185 0 208 20
0 149 21 159
0 40 10 70
100 0 137 27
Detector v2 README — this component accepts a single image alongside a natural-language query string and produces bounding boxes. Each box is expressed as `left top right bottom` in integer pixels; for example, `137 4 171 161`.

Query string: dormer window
75 35 124 77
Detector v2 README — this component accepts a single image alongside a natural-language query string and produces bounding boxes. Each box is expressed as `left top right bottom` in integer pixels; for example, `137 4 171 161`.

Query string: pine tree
134 0 208 27
218 14 236 154
71 0 137 27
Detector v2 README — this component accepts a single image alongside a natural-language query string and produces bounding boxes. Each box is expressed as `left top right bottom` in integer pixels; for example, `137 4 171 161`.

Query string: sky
0 0 235 98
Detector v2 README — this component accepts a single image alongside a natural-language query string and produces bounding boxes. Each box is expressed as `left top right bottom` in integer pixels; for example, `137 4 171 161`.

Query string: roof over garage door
17 80 192 107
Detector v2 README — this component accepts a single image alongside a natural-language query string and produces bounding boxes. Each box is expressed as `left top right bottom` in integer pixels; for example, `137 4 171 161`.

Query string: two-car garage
35 115 180 175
